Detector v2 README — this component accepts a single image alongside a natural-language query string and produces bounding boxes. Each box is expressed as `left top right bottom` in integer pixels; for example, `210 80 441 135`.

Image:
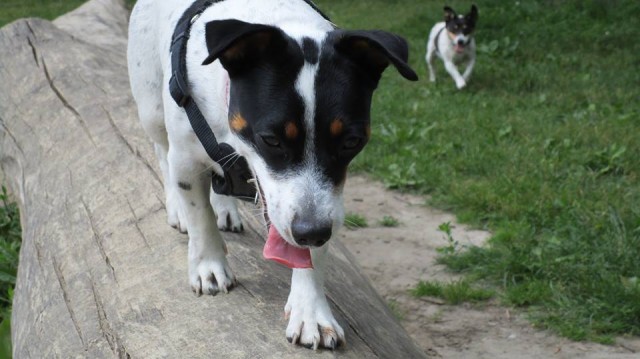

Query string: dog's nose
457 38 465 45
291 214 332 247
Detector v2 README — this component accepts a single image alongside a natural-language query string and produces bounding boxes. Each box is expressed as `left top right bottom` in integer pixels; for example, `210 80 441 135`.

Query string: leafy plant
436 222 459 255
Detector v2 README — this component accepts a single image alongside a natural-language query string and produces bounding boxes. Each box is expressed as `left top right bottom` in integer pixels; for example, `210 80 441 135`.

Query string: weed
387 299 404 321
436 222 459 255
379 215 400 227
344 213 368 229
411 280 493 305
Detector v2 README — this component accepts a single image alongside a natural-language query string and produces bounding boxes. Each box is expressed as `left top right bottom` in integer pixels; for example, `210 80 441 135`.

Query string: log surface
0 0 427 358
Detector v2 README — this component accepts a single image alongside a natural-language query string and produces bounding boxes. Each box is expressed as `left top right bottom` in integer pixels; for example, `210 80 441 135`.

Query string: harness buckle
210 143 257 202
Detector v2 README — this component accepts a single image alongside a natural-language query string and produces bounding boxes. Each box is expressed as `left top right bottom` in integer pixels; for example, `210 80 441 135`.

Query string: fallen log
0 0 427 357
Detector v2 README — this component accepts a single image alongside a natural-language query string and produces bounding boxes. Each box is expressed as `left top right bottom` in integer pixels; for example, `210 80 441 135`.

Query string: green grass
0 0 87 26
318 0 640 343
0 186 21 356
387 299 404 321
412 280 494 305
344 212 368 229
379 215 400 227
0 0 137 27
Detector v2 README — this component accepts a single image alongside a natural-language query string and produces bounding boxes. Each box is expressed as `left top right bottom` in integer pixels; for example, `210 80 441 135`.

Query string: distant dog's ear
333 30 418 85
202 19 288 76
468 5 478 24
444 6 456 22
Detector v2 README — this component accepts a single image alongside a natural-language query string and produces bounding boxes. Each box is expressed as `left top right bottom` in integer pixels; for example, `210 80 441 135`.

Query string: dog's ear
468 5 479 24
333 30 418 84
444 6 456 22
202 19 288 76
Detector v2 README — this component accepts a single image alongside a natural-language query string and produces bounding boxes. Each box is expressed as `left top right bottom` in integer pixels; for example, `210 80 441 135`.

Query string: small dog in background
426 5 478 89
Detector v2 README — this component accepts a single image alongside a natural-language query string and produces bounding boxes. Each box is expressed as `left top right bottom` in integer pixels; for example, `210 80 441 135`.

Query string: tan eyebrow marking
229 113 247 132
285 121 299 139
330 118 343 137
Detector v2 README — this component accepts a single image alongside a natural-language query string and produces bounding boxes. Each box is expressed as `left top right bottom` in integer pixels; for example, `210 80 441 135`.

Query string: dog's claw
328 337 336 350
230 224 243 233
191 277 203 296
284 296 345 350
189 254 236 296
211 194 243 232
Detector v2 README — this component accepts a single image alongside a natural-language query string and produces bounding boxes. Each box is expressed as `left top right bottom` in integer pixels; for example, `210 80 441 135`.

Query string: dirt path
341 175 639 358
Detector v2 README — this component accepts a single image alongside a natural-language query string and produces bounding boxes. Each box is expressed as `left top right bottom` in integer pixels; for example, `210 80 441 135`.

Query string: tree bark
0 0 427 358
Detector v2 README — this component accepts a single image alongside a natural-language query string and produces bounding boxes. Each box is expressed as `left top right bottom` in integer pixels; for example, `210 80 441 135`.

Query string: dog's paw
189 251 237 296
284 292 345 350
456 79 467 89
167 189 187 233
210 193 243 232
216 209 243 233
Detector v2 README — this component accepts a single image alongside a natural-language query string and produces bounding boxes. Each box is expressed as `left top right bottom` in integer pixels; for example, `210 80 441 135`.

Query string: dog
127 0 417 350
426 5 478 89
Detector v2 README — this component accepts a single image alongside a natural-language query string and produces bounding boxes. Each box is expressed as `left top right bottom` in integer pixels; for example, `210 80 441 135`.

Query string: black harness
168 0 330 202
434 27 445 54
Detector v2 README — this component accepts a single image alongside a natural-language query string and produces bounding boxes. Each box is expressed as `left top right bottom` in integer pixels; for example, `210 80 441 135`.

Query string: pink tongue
263 225 312 269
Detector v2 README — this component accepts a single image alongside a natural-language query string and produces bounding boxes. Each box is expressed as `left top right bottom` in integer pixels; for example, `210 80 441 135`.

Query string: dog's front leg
168 148 237 295
425 46 437 83
285 245 344 349
463 56 476 82
443 60 467 89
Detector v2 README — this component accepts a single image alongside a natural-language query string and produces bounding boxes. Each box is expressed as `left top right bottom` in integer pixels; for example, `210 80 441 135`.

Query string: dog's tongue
454 44 465 53
263 225 312 269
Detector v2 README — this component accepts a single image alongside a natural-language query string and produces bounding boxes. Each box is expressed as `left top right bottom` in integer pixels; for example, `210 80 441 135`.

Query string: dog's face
202 20 417 249
444 5 478 53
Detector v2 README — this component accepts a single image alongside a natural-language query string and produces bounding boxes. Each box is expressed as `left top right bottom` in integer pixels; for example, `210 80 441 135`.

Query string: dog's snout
291 214 332 247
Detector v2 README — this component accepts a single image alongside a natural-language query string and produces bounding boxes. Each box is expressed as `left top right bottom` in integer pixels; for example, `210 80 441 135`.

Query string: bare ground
341 175 640 358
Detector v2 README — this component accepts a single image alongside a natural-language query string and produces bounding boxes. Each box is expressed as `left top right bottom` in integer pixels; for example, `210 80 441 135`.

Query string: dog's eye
261 135 281 147
343 136 362 150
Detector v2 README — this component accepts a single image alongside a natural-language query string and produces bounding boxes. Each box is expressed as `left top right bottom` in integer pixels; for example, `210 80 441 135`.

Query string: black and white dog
127 0 417 350
426 5 478 89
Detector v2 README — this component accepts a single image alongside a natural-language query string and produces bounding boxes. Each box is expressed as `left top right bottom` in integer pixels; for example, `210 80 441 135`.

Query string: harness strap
169 0 258 202
434 26 445 55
